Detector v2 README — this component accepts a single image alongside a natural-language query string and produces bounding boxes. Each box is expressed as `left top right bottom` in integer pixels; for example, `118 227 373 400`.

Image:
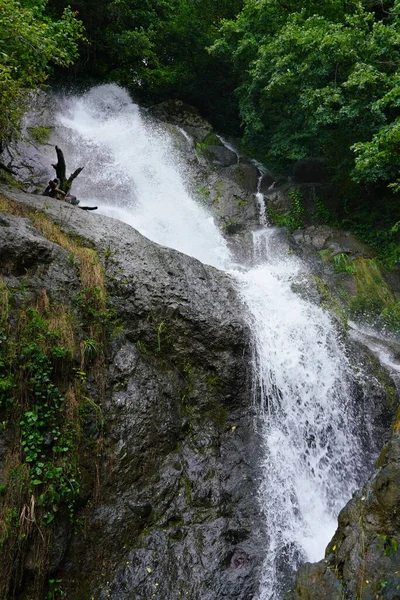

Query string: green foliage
341 192 400 268
381 300 400 332
156 321 166 353
81 337 97 363
333 253 356 274
377 534 399 556
0 307 80 522
269 189 305 230
46 578 66 600
314 196 338 226
0 0 84 146
48 0 243 131
313 276 348 327
348 258 395 318
213 0 400 186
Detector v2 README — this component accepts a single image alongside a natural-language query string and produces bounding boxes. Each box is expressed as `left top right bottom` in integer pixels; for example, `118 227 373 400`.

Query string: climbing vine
0 196 116 599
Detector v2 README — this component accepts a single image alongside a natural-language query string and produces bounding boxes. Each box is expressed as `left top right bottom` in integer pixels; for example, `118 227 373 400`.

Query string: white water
49 84 365 599
237 231 362 598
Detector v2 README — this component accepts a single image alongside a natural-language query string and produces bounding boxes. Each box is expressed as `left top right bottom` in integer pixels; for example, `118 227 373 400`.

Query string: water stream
48 84 366 599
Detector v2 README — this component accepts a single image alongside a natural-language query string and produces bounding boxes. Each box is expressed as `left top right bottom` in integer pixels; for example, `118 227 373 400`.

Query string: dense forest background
1 0 400 264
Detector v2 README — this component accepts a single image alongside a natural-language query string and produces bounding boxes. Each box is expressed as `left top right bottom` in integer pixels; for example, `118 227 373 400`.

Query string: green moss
0 197 109 599
0 169 25 189
319 248 334 261
203 133 222 146
235 195 248 211
381 300 400 333
182 478 192 504
313 276 347 328
393 405 400 434
194 185 210 200
368 354 398 414
206 373 219 389
28 126 52 145
214 180 223 205
195 142 207 156
223 217 242 235
349 258 394 317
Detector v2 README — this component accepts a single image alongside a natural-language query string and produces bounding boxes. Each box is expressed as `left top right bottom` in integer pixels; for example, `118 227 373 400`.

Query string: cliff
0 187 264 599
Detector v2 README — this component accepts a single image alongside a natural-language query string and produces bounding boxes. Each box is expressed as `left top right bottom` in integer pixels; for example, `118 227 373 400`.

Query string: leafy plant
270 189 305 231
333 253 356 274
46 578 66 600
28 126 52 145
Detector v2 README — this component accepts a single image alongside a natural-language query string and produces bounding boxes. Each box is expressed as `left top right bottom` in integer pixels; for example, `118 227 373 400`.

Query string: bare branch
50 146 83 193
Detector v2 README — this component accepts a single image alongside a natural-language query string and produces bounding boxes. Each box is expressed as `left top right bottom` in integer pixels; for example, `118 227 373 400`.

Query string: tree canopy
212 0 400 188
46 0 244 130
0 0 84 147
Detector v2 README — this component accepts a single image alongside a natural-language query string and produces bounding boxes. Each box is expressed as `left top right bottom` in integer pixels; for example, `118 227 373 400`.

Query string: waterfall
52 85 231 270
236 231 362 598
48 84 366 599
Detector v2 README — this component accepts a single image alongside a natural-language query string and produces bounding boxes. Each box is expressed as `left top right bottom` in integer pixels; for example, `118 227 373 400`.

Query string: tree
47 0 243 132
0 0 84 148
212 0 400 186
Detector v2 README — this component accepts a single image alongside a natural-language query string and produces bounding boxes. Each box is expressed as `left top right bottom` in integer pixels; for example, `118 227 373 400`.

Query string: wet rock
204 170 259 237
0 214 54 275
288 560 343 600
148 99 213 142
1 91 56 191
293 225 376 258
202 144 237 167
223 163 259 193
0 186 265 600
259 172 275 193
127 501 152 519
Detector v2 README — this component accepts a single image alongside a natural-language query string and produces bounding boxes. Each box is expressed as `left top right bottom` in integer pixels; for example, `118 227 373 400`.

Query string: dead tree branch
51 146 83 194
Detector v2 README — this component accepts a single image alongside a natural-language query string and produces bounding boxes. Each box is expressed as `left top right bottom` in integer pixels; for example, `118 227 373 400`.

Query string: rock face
148 100 214 143
0 187 265 600
0 91 56 191
148 100 261 246
292 225 376 258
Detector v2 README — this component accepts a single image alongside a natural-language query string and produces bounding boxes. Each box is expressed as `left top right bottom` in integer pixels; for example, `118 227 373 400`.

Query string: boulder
293 225 376 258
148 100 213 143
201 144 237 167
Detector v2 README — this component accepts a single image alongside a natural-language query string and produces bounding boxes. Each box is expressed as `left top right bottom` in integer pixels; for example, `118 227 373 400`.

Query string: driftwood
44 146 97 211
51 145 83 194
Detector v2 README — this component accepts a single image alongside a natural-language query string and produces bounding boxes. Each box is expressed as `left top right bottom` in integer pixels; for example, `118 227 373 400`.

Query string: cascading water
48 84 367 599
236 231 363 598
52 85 230 269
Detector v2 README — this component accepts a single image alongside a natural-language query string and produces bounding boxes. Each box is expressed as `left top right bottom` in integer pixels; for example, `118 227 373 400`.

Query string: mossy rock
27 126 52 145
